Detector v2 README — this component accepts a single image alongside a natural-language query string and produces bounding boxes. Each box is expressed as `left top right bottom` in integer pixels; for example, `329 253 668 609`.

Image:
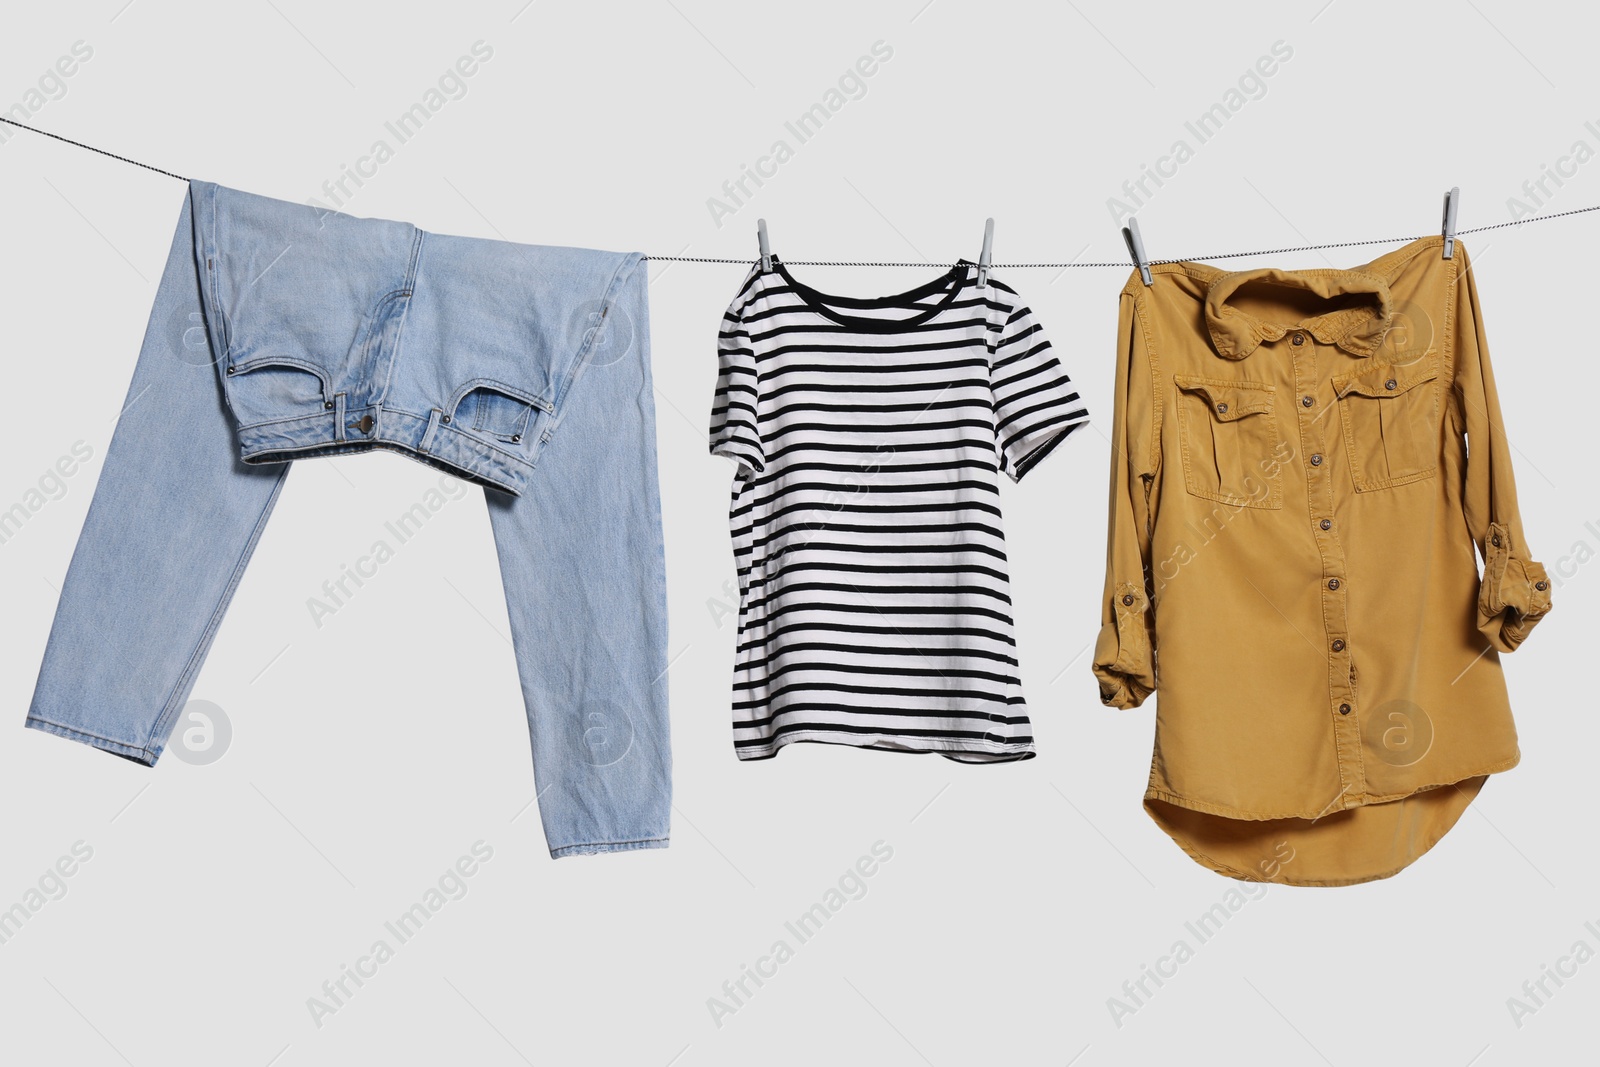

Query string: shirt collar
1205 267 1393 360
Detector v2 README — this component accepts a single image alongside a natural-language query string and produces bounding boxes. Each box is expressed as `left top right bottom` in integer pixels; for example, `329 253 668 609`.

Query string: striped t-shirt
709 259 1089 762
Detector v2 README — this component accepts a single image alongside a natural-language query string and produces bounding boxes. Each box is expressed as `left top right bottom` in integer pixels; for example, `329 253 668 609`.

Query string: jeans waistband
188 180 644 495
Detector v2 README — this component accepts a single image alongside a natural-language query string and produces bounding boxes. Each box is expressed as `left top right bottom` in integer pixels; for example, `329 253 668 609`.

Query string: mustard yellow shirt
1093 236 1552 886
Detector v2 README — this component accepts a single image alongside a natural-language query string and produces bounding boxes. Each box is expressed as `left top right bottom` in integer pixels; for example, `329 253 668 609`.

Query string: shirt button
1291 332 1305 346
1302 395 1315 407
1331 639 1346 652
1491 534 1503 547
1216 402 1229 414
1536 580 1549 591
1311 453 1324 466
1385 378 1398 391
1122 594 1135 606
1339 703 1352 715
1320 519 1332 530
1328 578 1341 590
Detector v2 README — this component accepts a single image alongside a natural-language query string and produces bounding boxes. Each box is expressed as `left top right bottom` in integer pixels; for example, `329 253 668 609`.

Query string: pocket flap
1333 356 1439 399
1173 375 1275 421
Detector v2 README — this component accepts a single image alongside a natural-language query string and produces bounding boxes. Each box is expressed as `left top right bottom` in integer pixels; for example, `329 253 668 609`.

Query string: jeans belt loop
420 408 443 454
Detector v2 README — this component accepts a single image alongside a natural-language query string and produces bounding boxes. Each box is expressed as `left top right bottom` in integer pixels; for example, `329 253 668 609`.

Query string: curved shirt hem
1141 750 1520 822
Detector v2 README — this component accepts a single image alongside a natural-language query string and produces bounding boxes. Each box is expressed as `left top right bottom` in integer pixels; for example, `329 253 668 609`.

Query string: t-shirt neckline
768 257 973 333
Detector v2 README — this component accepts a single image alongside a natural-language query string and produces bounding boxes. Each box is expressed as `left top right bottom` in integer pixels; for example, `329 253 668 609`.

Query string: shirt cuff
1478 522 1553 652
1093 581 1155 709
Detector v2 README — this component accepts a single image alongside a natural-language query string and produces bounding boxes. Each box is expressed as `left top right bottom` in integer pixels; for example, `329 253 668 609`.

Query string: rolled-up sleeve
1093 288 1160 708
1452 246 1552 652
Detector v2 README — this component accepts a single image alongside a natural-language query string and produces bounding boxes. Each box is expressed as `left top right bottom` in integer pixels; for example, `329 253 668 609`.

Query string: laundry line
5 114 1599 269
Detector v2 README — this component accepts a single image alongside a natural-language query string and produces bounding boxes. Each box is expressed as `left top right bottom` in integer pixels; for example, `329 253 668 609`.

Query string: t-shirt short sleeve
709 304 764 478
990 296 1088 481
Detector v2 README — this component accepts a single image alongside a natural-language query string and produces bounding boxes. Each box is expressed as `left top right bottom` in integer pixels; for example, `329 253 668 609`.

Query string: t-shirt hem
736 730 1036 763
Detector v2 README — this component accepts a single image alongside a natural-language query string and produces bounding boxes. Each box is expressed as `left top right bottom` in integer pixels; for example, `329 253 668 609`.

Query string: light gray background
1 2 1593 1064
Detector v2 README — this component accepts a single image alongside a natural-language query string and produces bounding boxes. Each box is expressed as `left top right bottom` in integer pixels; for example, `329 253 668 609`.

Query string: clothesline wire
650 205 1600 267
5 113 1598 267
1 114 189 182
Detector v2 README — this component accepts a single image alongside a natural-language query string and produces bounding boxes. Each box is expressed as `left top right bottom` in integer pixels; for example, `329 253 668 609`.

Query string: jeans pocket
1333 355 1440 491
1173 374 1282 509
449 381 545 445
222 357 331 425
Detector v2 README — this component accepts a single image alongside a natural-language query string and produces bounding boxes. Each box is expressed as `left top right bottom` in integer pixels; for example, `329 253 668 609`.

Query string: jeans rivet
511 434 522 443
324 400 334 410
442 414 451 424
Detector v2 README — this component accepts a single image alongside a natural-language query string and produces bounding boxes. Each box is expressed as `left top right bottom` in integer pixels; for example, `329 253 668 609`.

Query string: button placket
1290 328 1364 796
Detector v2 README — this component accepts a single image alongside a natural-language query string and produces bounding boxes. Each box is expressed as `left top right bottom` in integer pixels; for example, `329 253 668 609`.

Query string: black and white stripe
709 260 1088 762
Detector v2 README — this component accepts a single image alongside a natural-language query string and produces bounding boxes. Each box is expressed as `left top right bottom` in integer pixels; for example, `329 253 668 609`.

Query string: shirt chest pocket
1173 375 1282 510
1332 356 1440 492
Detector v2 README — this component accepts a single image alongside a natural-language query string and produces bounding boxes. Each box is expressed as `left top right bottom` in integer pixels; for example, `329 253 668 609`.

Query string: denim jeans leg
25 185 289 765
483 263 672 857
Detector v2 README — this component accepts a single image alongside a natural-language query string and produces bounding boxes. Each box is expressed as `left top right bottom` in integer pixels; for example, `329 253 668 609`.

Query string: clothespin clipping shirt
1123 216 1152 286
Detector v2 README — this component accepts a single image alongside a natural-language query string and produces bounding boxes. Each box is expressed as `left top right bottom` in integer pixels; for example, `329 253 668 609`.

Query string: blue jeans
25 181 671 858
